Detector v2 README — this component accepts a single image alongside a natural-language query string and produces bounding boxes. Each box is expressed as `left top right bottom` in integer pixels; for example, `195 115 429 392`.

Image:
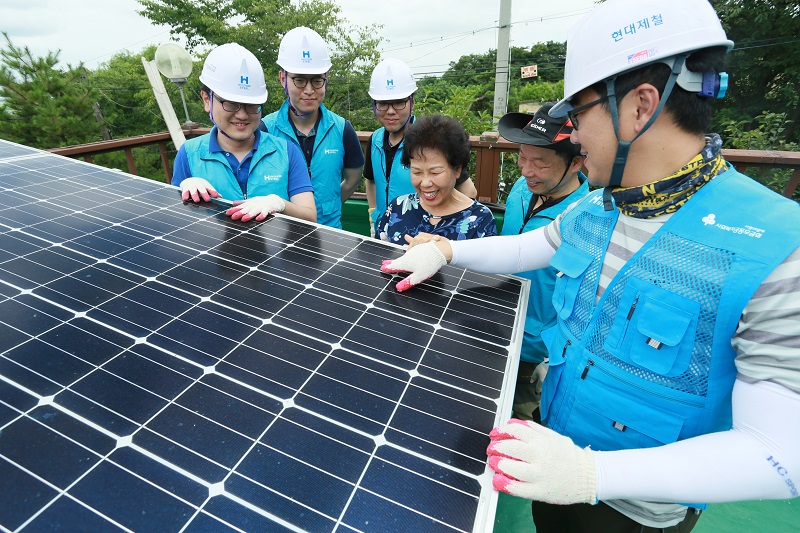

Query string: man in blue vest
263 26 364 229
381 0 800 530
497 103 589 423
364 58 476 237
172 43 316 223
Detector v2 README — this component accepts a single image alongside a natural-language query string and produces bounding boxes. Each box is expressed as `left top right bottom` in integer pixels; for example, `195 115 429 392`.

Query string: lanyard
519 194 567 234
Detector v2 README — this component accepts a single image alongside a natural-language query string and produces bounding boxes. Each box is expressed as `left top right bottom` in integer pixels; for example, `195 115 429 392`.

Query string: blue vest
264 102 346 228
370 118 417 231
540 169 800 459
183 128 290 201
501 175 589 363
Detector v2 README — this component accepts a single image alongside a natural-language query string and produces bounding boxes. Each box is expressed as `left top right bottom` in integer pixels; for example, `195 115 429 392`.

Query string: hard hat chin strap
602 54 688 211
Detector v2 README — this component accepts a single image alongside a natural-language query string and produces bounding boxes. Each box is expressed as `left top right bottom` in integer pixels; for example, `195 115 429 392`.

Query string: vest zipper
581 357 704 407
626 296 639 320
561 339 572 359
581 360 594 379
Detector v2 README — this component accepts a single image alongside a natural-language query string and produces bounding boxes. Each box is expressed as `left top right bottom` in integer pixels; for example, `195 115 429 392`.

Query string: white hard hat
200 43 268 104
550 0 733 117
277 26 332 74
368 58 418 100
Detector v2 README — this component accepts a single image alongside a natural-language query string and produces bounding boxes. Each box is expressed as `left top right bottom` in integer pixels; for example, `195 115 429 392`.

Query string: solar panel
0 139 528 532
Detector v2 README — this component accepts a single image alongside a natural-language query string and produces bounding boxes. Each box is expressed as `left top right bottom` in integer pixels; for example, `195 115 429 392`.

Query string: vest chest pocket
603 278 700 377
550 243 594 321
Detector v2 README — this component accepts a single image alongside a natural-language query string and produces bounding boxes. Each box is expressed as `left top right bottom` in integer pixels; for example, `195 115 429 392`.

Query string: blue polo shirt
172 129 313 198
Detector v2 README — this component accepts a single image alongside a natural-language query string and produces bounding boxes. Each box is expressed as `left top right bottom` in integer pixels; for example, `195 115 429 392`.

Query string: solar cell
0 139 528 532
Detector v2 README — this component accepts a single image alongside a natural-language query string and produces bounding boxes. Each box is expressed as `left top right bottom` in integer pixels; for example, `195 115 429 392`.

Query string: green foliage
720 111 799 198
711 0 800 143
136 0 383 120
508 79 564 112
415 81 493 136
85 46 210 180
0 33 100 148
439 41 567 118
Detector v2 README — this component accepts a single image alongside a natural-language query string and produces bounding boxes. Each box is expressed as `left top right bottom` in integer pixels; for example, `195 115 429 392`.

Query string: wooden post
158 142 172 184
783 167 800 198
123 148 137 175
475 132 502 204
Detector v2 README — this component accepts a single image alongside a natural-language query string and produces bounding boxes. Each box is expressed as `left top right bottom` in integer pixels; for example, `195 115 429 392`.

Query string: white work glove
532 358 549 396
487 418 596 505
180 177 220 203
380 240 447 292
226 194 286 222
367 207 377 239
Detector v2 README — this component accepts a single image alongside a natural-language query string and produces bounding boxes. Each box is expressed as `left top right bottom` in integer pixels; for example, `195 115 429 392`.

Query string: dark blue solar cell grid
0 140 527 532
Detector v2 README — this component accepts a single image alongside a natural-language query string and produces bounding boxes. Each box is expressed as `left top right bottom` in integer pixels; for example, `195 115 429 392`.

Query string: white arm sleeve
449 228 556 274
595 379 800 503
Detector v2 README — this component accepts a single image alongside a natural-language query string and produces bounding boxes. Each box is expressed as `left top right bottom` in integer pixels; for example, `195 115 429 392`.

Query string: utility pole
92 102 112 141
492 0 512 126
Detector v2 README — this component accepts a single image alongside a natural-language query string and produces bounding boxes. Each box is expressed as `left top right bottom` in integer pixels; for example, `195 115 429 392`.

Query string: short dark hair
401 114 471 171
592 46 727 135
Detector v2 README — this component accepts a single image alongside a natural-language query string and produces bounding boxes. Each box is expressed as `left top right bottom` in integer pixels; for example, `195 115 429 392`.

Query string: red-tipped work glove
487 418 596 505
226 194 286 222
180 177 220 203
380 241 447 292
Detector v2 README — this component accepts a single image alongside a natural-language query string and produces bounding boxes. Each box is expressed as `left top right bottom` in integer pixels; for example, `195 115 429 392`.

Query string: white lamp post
154 43 195 127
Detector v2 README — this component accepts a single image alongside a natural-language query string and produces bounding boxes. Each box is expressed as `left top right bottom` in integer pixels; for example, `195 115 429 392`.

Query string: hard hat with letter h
369 58 418 100
200 43 268 104
277 26 332 74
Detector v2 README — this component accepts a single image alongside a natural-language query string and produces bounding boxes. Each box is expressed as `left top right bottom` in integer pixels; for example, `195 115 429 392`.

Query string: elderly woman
377 114 497 244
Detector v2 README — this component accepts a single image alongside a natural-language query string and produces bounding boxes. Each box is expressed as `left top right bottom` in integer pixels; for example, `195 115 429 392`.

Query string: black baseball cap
498 102 581 156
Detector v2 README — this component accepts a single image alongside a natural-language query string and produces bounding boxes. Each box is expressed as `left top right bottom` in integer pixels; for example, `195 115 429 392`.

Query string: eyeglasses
213 95 262 114
566 96 608 130
375 99 410 111
289 76 327 89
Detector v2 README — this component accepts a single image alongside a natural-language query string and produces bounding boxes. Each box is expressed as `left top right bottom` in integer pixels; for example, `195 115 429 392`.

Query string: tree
440 41 567 118
136 0 383 118
0 33 100 148
712 0 800 142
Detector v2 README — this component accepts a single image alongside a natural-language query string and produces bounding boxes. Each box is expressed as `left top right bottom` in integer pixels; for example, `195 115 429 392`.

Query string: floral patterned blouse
377 193 497 244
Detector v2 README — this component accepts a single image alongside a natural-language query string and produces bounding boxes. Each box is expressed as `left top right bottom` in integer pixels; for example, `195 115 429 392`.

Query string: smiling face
202 92 261 144
409 148 460 211
568 88 619 187
281 71 327 115
375 98 412 134
517 144 574 196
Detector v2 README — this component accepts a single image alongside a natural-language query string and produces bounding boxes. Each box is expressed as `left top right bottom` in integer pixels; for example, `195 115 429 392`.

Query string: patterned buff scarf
612 134 727 219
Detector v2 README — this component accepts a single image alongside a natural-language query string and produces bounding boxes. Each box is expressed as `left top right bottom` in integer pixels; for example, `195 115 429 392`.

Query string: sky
2 0 598 76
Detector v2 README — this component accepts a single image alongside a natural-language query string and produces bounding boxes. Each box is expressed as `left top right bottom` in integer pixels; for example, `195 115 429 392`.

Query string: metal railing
48 129 800 202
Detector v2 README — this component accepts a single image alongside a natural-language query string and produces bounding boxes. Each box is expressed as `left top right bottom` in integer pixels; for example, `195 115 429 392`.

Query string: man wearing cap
497 102 589 423
263 26 365 229
380 0 800 530
173 43 316 223
365 58 476 237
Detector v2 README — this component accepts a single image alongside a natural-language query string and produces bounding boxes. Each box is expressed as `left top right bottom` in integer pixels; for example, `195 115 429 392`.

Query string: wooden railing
48 127 211 184
48 129 800 202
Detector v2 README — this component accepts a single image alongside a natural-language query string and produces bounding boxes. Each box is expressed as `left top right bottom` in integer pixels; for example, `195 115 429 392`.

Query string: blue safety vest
370 117 417 231
541 168 800 459
264 102 346 228
183 127 290 200
501 175 589 364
